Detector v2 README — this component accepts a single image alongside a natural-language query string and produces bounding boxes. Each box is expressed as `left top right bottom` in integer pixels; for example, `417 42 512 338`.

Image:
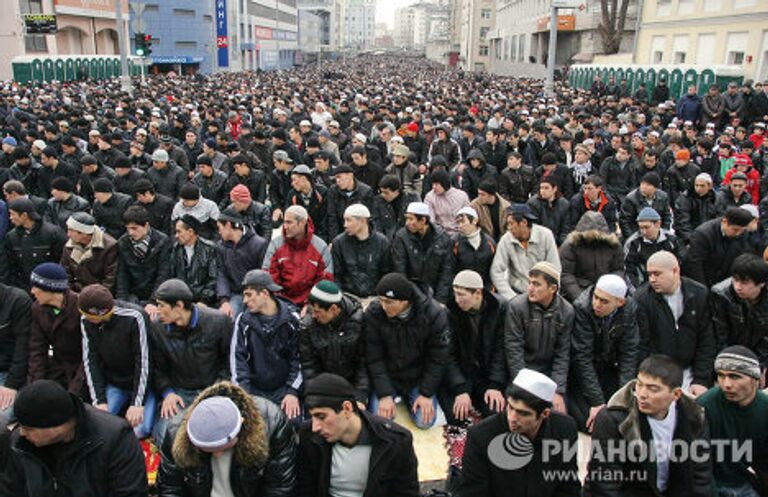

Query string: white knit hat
406 202 430 217
344 203 370 219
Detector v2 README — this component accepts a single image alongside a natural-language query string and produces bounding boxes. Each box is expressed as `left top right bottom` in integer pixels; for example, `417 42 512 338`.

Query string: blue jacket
676 93 702 123
231 296 302 401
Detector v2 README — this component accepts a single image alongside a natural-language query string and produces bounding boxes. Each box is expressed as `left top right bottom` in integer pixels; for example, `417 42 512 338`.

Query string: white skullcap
453 270 484 290
32 140 46 150
513 369 557 402
595 274 628 299
406 202 430 217
695 173 713 184
354 133 367 143
344 203 370 219
456 206 478 219
741 204 759 219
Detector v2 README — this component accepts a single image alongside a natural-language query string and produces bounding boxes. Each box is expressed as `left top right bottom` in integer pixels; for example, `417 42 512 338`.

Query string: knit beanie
30 263 69 292
309 280 343 305
93 178 114 193
187 396 243 450
430 169 451 191
155 279 194 303
304 373 358 409
230 184 252 204
14 380 76 428
714 346 761 380
375 273 413 301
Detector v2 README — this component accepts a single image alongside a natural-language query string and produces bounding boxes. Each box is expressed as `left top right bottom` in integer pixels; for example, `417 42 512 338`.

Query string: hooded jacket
231 296 302 400
158 382 296 497
568 189 618 236
262 217 334 306
461 150 498 199
583 381 712 497
391 221 455 303
1 395 148 497
559 212 624 302
299 296 369 402
364 285 449 398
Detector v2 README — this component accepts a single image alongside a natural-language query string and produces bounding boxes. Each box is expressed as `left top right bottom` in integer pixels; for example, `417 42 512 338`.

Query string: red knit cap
230 184 252 203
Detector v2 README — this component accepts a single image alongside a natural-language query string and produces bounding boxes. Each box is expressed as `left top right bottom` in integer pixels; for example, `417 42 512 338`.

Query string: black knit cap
93 178 114 193
430 169 451 191
376 273 413 301
304 373 358 409
14 380 76 428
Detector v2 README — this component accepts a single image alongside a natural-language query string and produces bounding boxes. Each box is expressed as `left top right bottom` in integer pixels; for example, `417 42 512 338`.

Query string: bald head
647 251 679 271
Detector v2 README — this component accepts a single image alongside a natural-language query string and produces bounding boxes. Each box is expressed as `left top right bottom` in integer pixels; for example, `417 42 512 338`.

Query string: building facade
0 0 124 81
457 0 494 71
343 0 376 50
634 0 768 82
488 0 637 77
129 0 214 74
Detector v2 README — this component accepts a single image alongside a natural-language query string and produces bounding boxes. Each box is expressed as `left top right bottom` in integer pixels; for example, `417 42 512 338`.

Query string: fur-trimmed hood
171 382 269 469
565 211 620 247
606 380 706 443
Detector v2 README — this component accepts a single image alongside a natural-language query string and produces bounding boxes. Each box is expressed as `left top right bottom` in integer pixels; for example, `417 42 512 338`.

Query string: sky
376 0 415 30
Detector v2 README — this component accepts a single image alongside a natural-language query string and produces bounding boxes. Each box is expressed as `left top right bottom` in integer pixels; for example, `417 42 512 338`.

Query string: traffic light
134 32 153 57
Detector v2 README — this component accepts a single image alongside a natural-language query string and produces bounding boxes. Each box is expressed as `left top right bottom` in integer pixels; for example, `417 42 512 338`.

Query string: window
702 0 721 12
518 34 525 62
19 0 48 52
734 0 756 7
672 35 689 64
696 33 716 65
725 31 748 65
173 8 195 16
497 39 502 59
651 35 665 64
656 0 671 17
480 8 491 19
677 0 694 15
144 4 159 11
479 45 489 56
480 27 489 40
511 35 517 61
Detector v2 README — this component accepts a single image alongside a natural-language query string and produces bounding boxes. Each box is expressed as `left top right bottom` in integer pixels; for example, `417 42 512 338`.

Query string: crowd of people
0 56 767 497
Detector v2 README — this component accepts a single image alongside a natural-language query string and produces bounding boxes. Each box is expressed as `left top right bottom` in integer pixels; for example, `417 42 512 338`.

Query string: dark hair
3 180 26 195
638 354 683 389
541 152 557 165
478 177 497 195
731 254 768 284
122 205 150 226
668 135 683 146
507 385 552 416
619 144 633 155
379 174 401 191
350 146 367 157
507 150 523 160
539 177 559 190
533 125 547 135
584 175 603 188
697 139 714 152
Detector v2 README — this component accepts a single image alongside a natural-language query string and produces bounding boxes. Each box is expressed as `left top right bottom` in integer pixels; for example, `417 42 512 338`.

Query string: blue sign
216 0 229 67
150 56 204 64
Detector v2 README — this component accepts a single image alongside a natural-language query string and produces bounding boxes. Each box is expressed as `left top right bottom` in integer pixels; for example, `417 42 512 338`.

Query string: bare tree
598 0 631 54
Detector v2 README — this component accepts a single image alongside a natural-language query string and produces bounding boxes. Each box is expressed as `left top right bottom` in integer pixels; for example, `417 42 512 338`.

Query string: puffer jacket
504 293 574 393
325 180 375 240
452 231 496 289
498 164 536 203
391 221 455 303
371 191 420 240
2 395 148 497
4 219 66 290
299 296 369 402
231 296 302 400
526 195 572 245
619 187 672 239
150 305 232 396
444 290 508 395
262 217 334 306
170 238 218 305
45 193 90 230
634 277 716 386
60 228 119 292
92 191 133 239
216 227 269 301
158 382 296 497
146 161 187 199
331 231 391 298
364 284 449 398
116 228 172 304
673 186 718 243
583 381 712 497
559 211 624 302
570 286 639 407
711 279 768 367
0 284 31 390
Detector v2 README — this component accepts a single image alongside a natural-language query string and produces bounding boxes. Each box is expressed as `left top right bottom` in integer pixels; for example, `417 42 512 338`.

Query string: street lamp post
115 0 132 93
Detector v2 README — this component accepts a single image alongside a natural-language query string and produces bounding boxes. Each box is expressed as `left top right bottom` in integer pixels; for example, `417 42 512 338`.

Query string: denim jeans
106 384 158 439
0 372 13 430
152 388 201 448
718 483 760 497
369 386 439 430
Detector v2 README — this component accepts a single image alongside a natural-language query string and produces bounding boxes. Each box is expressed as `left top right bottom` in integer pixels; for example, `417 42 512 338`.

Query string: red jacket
262 217 333 305
723 167 760 204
